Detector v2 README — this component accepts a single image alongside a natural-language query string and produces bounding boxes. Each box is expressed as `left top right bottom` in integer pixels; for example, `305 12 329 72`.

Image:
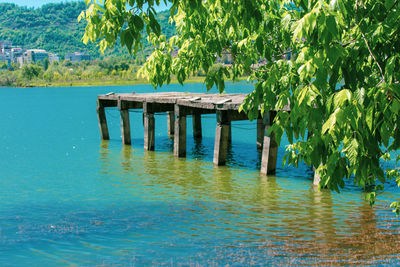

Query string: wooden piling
98 92 289 174
227 121 232 143
257 118 265 149
174 104 187 157
213 110 230 166
167 111 175 136
97 99 109 140
260 112 278 175
192 113 202 139
118 99 131 145
143 102 155 151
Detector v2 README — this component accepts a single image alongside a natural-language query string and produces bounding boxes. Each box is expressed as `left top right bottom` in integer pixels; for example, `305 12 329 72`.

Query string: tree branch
355 0 386 83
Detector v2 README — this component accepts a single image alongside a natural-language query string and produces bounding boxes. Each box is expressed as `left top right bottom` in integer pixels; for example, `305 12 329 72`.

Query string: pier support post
97 99 109 140
257 118 265 149
143 102 155 151
192 113 202 139
167 111 175 136
118 99 131 145
260 112 278 175
227 122 232 144
174 104 187 157
213 110 230 166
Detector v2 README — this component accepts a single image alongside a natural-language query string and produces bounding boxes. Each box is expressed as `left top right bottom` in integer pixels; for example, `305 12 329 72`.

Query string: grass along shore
28 76 207 87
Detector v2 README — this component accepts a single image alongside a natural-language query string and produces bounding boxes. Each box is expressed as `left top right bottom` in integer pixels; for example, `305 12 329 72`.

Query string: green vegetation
0 2 175 58
0 58 206 87
0 1 179 86
82 0 400 212
1 58 141 86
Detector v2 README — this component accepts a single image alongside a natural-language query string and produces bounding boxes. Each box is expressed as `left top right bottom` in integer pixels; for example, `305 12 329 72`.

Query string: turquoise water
1 83 400 266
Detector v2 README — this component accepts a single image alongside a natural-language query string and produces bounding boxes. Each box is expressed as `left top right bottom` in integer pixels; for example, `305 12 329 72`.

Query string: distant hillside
0 2 175 59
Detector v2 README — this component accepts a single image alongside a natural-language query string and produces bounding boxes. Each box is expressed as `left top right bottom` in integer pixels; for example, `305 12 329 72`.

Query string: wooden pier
97 92 280 175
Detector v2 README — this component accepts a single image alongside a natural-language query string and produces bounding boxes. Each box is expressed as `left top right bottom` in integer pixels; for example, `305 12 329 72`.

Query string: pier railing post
143 102 155 151
213 110 230 166
260 111 278 175
167 111 175 136
174 104 187 157
192 112 202 139
118 99 131 145
97 99 109 140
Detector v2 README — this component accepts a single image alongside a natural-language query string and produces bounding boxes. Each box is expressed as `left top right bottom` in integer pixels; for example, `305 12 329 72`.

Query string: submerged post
192 113 202 139
260 111 278 175
213 110 230 166
97 99 109 140
118 99 131 145
174 104 187 157
167 111 175 136
143 102 155 151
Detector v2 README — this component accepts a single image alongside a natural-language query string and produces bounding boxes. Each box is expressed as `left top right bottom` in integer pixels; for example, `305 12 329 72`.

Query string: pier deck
97 92 279 174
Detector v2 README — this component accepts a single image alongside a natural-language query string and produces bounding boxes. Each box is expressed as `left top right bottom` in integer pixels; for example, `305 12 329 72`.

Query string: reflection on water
1 84 400 266
93 141 400 265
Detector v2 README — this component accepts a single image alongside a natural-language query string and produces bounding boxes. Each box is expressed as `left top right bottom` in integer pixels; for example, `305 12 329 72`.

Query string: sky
0 0 169 10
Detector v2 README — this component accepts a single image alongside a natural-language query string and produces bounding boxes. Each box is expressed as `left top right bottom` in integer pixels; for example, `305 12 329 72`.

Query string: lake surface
1 82 400 266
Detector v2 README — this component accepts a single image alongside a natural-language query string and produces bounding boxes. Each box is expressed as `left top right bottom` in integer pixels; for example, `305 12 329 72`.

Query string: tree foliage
81 0 400 212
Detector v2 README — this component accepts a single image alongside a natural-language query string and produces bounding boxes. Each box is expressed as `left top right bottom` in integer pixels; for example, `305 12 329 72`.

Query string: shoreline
1 76 249 88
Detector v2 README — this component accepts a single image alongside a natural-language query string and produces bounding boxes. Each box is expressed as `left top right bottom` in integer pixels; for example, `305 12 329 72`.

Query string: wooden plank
174 104 187 157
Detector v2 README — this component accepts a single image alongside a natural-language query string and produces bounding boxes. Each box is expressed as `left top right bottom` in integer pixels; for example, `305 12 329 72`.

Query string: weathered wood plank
143 103 155 151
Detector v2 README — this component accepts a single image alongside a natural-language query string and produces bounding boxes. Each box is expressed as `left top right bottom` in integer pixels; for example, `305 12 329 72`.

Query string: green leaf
385 0 395 10
326 15 337 36
255 36 264 55
333 89 352 108
322 108 339 134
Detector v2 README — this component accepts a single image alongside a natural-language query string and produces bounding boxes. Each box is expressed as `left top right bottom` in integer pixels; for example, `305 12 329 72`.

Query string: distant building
11 47 24 62
65 52 91 62
0 40 12 54
23 49 49 64
0 53 10 62
48 53 59 63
